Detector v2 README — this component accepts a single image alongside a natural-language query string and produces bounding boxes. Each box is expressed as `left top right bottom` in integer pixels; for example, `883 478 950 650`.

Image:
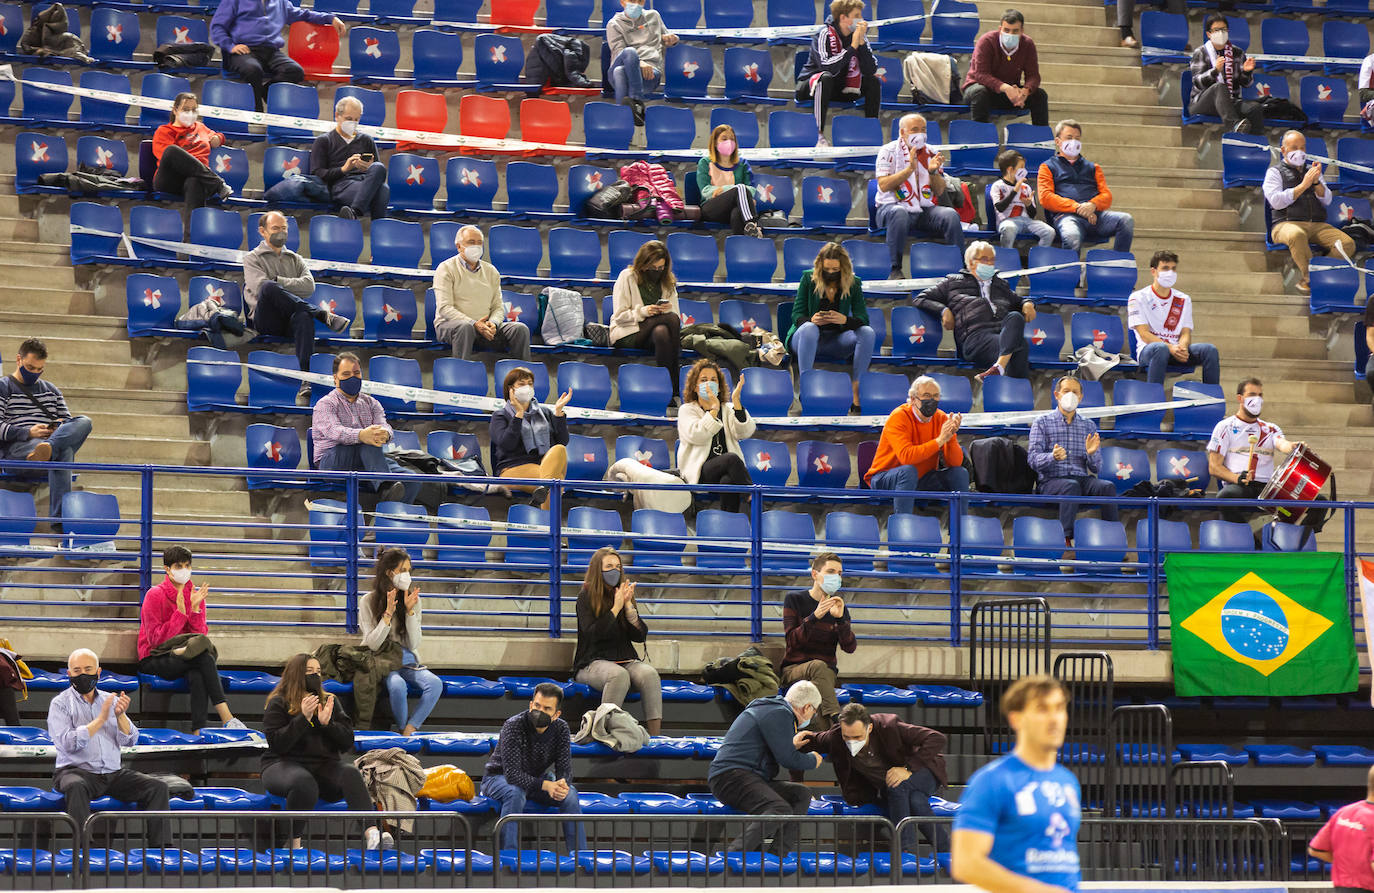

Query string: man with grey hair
865 374 968 513
309 95 389 220
1263 129 1353 294
48 648 169 845
1037 119 1133 252
432 225 532 362
708 679 824 853
914 240 1035 382
874 113 963 280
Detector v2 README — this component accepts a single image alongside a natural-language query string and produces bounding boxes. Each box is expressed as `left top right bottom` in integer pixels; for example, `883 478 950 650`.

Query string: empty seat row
1143 14 1370 72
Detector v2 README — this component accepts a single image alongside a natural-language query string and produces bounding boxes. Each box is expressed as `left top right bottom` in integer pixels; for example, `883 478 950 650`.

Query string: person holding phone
309 95 389 221
677 359 755 513
609 241 682 409
358 548 443 736
785 242 876 414
572 547 661 736
261 653 384 850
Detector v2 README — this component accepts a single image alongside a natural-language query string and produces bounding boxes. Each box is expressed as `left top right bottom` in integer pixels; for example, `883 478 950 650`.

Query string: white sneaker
223 718 247 730
381 832 395 850
364 828 381 851
325 312 351 334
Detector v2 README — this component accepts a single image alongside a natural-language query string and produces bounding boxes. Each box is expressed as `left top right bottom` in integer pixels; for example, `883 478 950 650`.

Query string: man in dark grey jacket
707 681 823 853
913 241 1037 381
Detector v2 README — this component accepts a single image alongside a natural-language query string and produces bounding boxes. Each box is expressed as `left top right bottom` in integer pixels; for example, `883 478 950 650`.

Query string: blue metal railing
0 457 1365 651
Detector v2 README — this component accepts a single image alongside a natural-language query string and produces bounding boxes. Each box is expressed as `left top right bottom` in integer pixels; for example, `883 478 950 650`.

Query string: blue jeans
791 323 876 380
878 768 948 852
869 464 970 515
1138 341 1220 386
609 48 659 102
330 162 390 219
316 443 421 503
876 203 964 274
386 647 443 731
480 770 585 851
1055 209 1134 252
1 415 92 517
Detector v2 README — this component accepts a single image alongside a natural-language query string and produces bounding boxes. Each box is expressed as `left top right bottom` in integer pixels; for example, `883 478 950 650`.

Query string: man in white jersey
874 113 963 280
1207 377 1303 524
1126 250 1220 386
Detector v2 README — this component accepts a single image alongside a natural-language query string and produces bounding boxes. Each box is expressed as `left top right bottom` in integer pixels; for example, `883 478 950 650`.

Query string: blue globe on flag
1219 590 1290 661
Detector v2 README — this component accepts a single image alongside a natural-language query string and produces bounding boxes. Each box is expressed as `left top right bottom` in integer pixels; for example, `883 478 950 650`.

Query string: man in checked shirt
1027 376 1117 549
311 352 419 508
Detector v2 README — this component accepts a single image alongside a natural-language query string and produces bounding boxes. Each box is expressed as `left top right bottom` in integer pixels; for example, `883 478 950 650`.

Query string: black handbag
583 179 636 218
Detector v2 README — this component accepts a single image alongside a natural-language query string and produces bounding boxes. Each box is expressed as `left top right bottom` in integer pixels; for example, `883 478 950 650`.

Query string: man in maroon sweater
780 552 857 732
961 9 1049 126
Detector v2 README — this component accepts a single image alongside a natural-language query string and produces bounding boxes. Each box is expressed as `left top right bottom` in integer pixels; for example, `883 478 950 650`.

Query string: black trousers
55 767 169 845
960 312 1029 378
709 769 812 854
1192 83 1264 132
262 758 373 840
1217 479 1264 524
615 313 682 397
0 688 19 726
139 651 227 729
963 83 1050 126
152 145 226 211
252 281 325 371
699 452 752 513
795 71 881 132
224 44 304 111
700 185 758 234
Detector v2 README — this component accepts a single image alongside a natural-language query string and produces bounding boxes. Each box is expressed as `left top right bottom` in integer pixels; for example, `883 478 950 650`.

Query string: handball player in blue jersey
951 675 1081 893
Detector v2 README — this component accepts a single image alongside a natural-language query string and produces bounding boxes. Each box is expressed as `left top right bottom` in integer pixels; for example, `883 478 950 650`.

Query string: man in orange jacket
865 375 968 514
1036 119 1134 253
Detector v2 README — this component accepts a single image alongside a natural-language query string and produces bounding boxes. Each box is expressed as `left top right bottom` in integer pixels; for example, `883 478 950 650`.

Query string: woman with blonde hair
610 240 682 407
785 241 876 414
695 124 763 236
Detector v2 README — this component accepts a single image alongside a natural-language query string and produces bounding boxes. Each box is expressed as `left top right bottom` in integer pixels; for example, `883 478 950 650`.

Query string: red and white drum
1258 444 1332 524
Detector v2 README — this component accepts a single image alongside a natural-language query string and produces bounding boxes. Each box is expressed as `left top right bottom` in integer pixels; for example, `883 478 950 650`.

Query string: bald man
244 212 349 401
1263 129 1356 294
432 225 532 362
1309 766 1374 893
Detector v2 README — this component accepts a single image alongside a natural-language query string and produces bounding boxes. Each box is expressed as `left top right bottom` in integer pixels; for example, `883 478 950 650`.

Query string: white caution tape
1248 51 1364 66
0 740 266 760
1220 136 1374 180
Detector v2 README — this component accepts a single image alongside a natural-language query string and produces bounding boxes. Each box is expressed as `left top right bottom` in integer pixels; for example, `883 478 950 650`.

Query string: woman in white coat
610 240 682 408
676 359 755 513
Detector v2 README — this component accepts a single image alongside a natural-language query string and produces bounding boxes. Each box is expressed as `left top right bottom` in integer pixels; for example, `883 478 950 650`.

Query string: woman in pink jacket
137 545 245 732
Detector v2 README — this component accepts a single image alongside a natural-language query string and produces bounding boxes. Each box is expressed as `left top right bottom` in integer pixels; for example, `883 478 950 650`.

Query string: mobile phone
361 153 374 162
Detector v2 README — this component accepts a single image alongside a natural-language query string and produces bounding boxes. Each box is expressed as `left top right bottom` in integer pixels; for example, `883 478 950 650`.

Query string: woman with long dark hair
261 653 382 850
359 548 443 736
786 241 876 414
609 240 682 408
571 547 661 736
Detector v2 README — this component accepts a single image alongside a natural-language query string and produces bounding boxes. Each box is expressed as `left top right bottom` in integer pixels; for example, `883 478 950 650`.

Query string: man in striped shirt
0 339 92 527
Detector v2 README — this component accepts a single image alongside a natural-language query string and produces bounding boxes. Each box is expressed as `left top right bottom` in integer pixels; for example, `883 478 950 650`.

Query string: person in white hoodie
676 359 755 513
610 240 682 408
358 548 442 736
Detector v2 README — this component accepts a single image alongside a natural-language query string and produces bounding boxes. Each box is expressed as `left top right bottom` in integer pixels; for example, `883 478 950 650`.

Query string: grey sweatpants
575 659 663 721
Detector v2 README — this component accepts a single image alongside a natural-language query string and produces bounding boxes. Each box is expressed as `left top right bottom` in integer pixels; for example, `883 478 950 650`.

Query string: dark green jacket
785 271 869 350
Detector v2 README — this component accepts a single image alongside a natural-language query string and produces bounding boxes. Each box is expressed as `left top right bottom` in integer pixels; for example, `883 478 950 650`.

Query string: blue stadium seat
428 430 483 469
1135 517 1192 556
89 7 141 63
1245 745 1316 766
246 350 301 412
130 205 186 266
265 82 319 142
412 29 469 87
373 502 430 549
362 285 418 342
874 0 925 47
740 438 791 487
387 153 440 214
1026 247 1082 302
308 215 363 265
608 229 654 273
1338 139 1374 192
307 498 360 562
0 2 20 55
615 435 671 472
15 132 68 195
796 441 851 490
78 72 134 129
261 146 312 197
583 101 635 150
70 201 124 266
830 116 882 171
154 14 208 49
925 373 972 414
663 43 715 102
505 162 562 217
489 224 544 280
556 362 612 410
724 236 778 284
1156 448 1209 492
474 34 527 89
960 515 1006 568
445 158 500 215
696 509 751 570
565 432 608 483
769 110 819 151
1330 195 1373 228
631 509 689 571
434 504 491 565
752 172 793 219
1220 133 1270 188
762 510 815 574
1069 311 1126 355
858 371 909 415
840 239 890 285
885 514 943 574
126 273 181 337
889 306 943 361
367 355 423 414
0 491 37 550
980 376 1034 426
544 0 595 30
719 299 773 335
548 227 602 283
139 74 192 131
1322 21 1368 74
1309 257 1362 313
723 48 774 102
1140 11 1188 64
206 146 249 199
186 346 241 412
1299 76 1352 129
61 492 121 551
311 283 356 341
801 176 855 230
21 68 73 125
1259 19 1316 72
1170 382 1225 439
782 238 826 280
824 512 879 574
1005 122 1054 170
1111 380 1165 437
945 120 999 176
709 108 759 150
739 367 794 417
1025 314 1066 367
929 0 977 51
1261 521 1317 552
189 207 243 258
349 26 404 84
370 219 424 270
909 242 963 281
505 505 552 566
1012 516 1065 575
608 365 668 420
1199 519 1256 552
1072 518 1128 568
1098 446 1149 495
667 232 719 283
799 370 853 416
1083 250 1136 306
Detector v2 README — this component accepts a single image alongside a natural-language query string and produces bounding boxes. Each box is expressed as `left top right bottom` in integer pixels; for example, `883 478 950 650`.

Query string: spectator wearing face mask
780 553 856 732
489 366 571 511
137 545 245 733
677 359 755 514
962 10 1049 126
913 241 1036 382
359 548 442 737
311 352 419 506
796 0 880 148
572 547 662 736
1360 52 1374 106
432 225 532 362
482 682 585 852
1207 377 1303 524
310 95 388 220
990 150 1054 248
606 0 678 126
1127 251 1221 386
1264 130 1355 294
611 240 682 407
696 125 763 237
261 653 382 850
1189 15 1262 135
787 241 876 414
865 375 968 515
875 114 964 280
1028 376 1117 548
1037 119 1133 253
151 92 232 211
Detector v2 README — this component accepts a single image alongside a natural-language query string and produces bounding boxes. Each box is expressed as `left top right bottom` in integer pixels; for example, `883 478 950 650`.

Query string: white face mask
1209 30 1228 48
1285 150 1307 168
908 132 926 151
392 571 411 591
463 244 484 263
169 567 192 586
1058 391 1080 412
339 119 357 137
1243 395 1263 416
176 110 196 127
1060 139 1082 159
845 738 865 756
513 384 535 405
1155 269 1178 289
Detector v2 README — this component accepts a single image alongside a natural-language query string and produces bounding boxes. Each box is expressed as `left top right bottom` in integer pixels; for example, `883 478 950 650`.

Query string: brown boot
25 442 51 462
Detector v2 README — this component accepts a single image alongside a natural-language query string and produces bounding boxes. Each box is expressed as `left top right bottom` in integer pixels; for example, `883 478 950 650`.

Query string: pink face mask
717 140 736 157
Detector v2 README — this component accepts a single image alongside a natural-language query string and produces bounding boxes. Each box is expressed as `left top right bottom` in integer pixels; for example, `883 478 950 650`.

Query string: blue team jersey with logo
952 753 1082 891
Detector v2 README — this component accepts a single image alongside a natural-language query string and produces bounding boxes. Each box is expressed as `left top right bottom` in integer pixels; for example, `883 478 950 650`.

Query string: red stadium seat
396 89 450 151
287 22 348 82
458 94 513 153
518 98 579 154
490 0 540 28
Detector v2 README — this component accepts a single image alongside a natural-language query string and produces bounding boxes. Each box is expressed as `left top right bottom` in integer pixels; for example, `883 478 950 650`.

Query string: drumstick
1245 434 1259 480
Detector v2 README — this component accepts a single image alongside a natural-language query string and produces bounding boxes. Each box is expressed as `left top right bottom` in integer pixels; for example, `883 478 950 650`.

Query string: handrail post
549 481 563 639
137 466 153 595
749 484 763 641
1147 498 1160 650
344 473 360 634
948 490 963 647
1346 503 1357 615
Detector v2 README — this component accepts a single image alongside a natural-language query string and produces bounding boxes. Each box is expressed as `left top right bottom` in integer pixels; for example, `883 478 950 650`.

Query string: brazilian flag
1165 552 1357 697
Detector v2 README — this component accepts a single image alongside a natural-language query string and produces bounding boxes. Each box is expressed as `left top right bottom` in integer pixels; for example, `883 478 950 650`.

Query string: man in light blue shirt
48 649 168 843
1027 376 1117 547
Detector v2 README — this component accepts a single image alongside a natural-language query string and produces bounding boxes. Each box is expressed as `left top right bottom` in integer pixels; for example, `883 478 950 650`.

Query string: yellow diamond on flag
1179 572 1333 676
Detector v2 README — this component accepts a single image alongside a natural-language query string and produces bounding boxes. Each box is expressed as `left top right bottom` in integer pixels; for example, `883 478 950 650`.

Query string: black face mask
304 673 324 696
643 267 664 284
527 709 552 730
918 397 939 418
70 673 98 695
822 270 841 284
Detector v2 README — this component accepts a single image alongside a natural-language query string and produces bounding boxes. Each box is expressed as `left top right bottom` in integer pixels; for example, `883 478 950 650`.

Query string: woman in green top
696 124 763 237
785 242 876 414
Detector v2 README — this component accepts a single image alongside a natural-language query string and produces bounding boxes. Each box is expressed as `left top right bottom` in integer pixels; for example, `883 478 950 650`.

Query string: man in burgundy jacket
801 702 949 852
961 9 1049 126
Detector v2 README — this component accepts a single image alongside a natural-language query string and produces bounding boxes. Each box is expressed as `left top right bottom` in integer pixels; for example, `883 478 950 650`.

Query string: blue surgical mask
820 573 842 595
17 367 41 386
999 31 1020 52
624 2 643 18
975 263 997 281
339 376 362 397
698 380 719 400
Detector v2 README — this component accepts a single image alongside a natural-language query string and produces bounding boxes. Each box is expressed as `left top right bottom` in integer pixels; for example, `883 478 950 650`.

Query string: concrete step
0 258 77 289
0 287 98 316
972 1 1115 27
0 335 135 367
1036 82 1164 106
81 411 192 440
1038 62 1145 88
0 311 124 341
4 360 152 391
77 434 211 466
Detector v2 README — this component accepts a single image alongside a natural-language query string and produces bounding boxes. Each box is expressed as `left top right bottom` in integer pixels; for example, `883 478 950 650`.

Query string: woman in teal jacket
695 124 763 236
785 242 875 414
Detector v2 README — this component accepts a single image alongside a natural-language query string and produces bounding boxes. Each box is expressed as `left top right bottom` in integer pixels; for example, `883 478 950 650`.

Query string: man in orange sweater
865 375 968 514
